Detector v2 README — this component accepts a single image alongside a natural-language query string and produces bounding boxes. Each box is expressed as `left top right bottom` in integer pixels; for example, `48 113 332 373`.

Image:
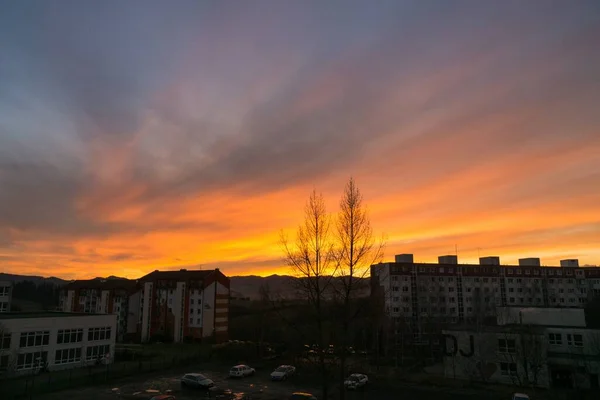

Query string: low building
442 308 600 389
137 268 230 343
0 281 12 313
59 278 136 342
0 312 116 376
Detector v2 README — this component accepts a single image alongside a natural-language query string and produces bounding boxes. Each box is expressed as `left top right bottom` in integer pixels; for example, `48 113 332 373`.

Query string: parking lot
39 364 322 400
35 362 510 400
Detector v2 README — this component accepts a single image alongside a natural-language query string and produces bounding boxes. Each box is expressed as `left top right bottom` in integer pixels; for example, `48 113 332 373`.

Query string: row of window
548 333 583 347
16 327 112 348
57 329 83 344
12 345 112 370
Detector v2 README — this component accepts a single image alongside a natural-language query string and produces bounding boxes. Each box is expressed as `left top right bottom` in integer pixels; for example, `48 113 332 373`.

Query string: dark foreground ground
32 363 513 400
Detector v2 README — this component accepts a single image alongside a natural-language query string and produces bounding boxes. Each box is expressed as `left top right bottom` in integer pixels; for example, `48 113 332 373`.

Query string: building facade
59 279 136 342
58 269 231 344
0 312 116 376
137 269 230 343
0 281 12 313
442 308 600 389
372 254 600 328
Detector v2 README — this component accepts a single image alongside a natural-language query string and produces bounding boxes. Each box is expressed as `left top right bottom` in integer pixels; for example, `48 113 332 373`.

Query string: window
500 362 517 376
508 278 514 283
197 318 201 324
449 287 455 292
0 286 10 296
449 297 456 303
509 298 515 303
189 318 193 324
17 351 47 370
498 339 516 354
421 307 427 313
567 334 584 347
403 307 410 312
392 307 399 313
86 344 110 361
467 307 473 312
57 329 83 344
190 308 194 314
19 331 50 348
88 327 111 341
509 288 514 292
392 286 399 292
483 278 489 283
549 333 562 345
0 302 7 312
0 333 10 350
55 348 81 364
0 354 8 371
191 299 194 304
402 286 409 292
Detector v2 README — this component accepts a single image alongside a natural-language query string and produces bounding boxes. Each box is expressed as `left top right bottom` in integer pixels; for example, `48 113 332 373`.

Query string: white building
442 308 600 389
137 268 230 343
371 254 599 328
0 312 116 375
58 279 136 342
0 281 12 313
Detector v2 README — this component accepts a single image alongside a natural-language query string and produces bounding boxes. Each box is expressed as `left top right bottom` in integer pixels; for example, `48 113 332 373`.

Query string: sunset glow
1 1 599 279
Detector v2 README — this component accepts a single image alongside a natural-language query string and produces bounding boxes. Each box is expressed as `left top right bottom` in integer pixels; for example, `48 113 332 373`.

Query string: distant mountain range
0 272 368 301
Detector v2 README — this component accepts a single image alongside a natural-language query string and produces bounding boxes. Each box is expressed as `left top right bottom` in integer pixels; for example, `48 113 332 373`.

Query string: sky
1 1 599 279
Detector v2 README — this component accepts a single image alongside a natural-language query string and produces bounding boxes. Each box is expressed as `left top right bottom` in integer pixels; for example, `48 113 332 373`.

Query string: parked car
344 373 368 390
290 392 317 400
229 364 255 378
512 394 530 400
270 365 296 381
181 373 214 389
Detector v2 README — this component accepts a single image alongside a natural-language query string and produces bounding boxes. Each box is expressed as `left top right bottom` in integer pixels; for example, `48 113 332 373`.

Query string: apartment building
0 281 11 313
443 308 600 389
372 254 600 327
137 268 229 343
59 279 136 342
0 312 116 376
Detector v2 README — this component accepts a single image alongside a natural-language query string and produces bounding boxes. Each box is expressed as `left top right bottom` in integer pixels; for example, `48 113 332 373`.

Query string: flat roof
0 311 108 320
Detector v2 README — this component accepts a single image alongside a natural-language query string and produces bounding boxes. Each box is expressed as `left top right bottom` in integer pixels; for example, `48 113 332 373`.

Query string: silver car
181 373 214 389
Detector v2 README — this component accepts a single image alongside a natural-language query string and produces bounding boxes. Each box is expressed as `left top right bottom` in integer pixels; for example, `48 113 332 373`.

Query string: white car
344 373 368 389
270 365 296 381
229 364 255 378
512 394 530 400
181 373 214 389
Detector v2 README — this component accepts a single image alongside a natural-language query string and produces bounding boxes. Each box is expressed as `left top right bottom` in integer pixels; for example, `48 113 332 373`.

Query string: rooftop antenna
455 244 458 256
477 247 482 259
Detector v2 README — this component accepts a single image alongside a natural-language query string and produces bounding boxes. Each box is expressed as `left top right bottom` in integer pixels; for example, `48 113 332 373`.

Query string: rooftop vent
518 258 541 267
395 254 414 263
480 256 500 265
560 259 579 267
438 255 458 265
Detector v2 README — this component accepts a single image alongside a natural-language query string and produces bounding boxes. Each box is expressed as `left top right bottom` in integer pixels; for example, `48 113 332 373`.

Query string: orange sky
1 2 599 279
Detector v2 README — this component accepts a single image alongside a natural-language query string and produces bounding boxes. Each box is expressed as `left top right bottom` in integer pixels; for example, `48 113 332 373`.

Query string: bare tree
332 178 385 399
281 189 337 400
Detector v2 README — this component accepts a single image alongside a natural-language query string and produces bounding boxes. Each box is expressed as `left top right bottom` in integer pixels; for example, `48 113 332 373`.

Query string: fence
2 352 206 400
